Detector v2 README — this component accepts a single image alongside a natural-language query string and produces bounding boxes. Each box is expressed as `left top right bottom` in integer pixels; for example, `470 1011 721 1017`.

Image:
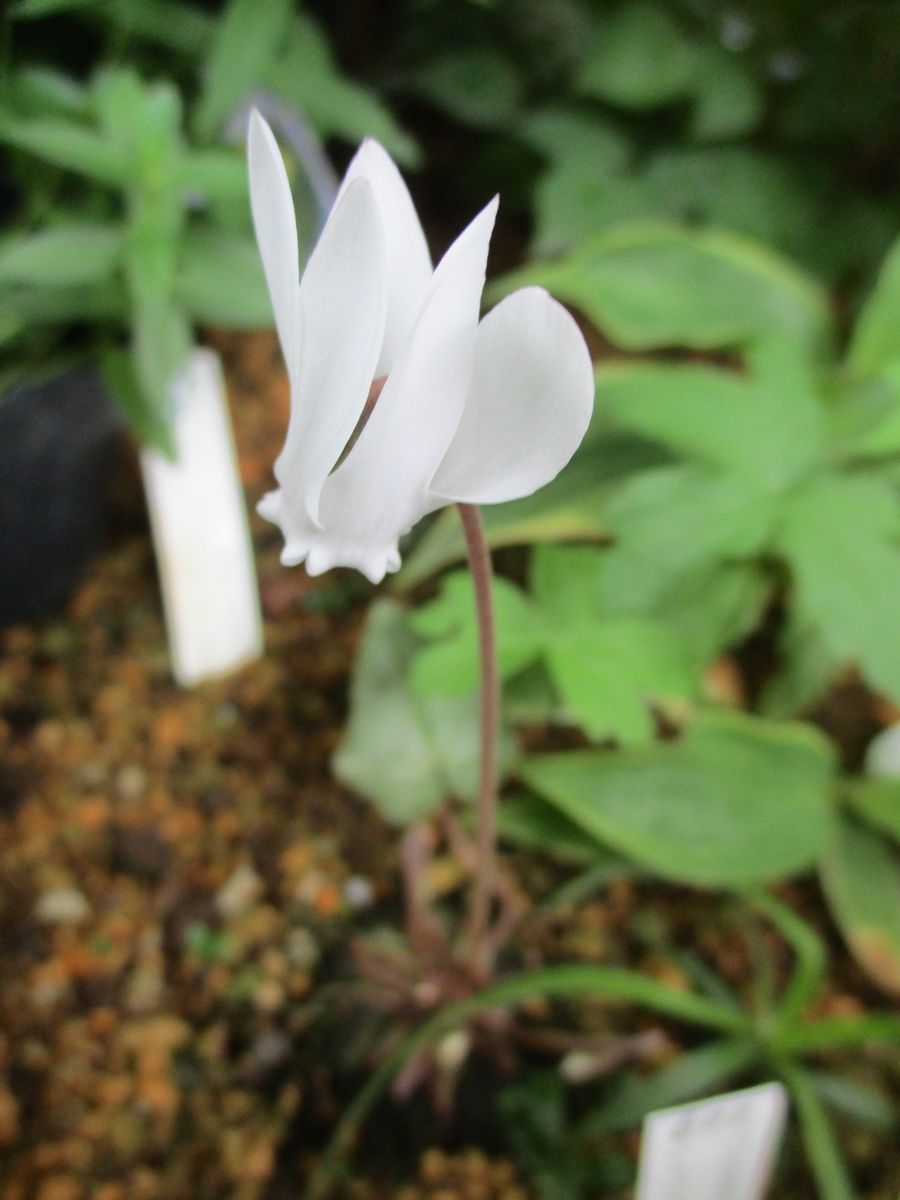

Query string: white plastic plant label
635 1082 788 1200
140 347 263 687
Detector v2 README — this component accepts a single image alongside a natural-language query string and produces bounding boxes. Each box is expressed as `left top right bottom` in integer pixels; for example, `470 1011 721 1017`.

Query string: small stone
248 1030 291 1072
253 978 285 1014
216 863 265 919
35 887 90 925
115 764 147 800
343 875 375 910
285 926 319 970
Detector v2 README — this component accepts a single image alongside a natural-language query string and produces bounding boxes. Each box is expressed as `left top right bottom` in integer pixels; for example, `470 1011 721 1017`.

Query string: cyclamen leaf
600 464 777 607
846 232 900 376
596 359 824 491
489 223 831 358
841 777 900 845
777 473 900 702
545 617 695 743
409 572 544 696
519 712 835 887
335 600 514 824
820 816 900 997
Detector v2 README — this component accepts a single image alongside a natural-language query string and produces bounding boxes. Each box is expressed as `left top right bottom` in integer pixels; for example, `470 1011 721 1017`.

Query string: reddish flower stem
457 502 500 975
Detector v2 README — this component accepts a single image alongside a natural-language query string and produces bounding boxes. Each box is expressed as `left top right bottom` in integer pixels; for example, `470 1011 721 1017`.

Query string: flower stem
457 502 500 975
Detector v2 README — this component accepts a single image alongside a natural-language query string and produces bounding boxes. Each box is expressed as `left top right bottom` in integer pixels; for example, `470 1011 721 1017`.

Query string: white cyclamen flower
248 111 594 584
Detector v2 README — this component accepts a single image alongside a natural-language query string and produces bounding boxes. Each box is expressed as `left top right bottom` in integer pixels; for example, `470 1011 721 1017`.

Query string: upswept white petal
274 177 388 529
429 286 594 504
304 196 500 583
338 139 433 376
247 111 302 390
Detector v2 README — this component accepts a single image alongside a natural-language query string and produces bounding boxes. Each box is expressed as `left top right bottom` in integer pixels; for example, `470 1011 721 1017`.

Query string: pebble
215 863 264 918
35 887 90 925
343 875 375 910
285 926 319 970
115 763 148 800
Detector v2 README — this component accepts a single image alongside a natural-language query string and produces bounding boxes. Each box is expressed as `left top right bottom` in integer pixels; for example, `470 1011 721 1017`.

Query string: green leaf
334 600 513 824
652 563 770 668
195 0 292 140
530 157 647 256
596 359 825 492
600 464 776 608
641 148 818 265
5 67 87 117
806 1069 898 1133
841 777 900 843
497 791 611 865
100 346 175 457
0 225 123 287
546 617 696 743
11 0 92 17
781 1064 858 1200
820 816 900 997
266 16 418 166
759 617 841 719
532 546 768 668
846 232 900 376
773 1013 900 1055
578 1039 757 1137
529 544 607 625
519 712 835 887
520 106 631 172
749 892 827 1026
0 281 124 327
576 2 698 110
409 572 545 696
832 367 900 459
403 47 522 127
178 149 249 205
92 70 182 173
489 223 831 357
176 230 272 328
688 48 763 140
777 473 900 703
0 114 125 184
101 0 212 55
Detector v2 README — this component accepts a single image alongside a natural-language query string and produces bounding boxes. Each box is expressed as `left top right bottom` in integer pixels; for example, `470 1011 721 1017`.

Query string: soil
0 330 898 1200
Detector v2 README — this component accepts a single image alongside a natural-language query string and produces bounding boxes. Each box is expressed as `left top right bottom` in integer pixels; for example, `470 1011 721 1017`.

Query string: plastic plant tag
635 1082 788 1200
140 347 263 686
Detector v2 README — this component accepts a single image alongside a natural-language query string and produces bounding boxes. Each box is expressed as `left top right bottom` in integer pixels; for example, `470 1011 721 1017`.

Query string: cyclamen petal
249 115 593 582
338 138 433 376
315 197 499 575
429 287 594 505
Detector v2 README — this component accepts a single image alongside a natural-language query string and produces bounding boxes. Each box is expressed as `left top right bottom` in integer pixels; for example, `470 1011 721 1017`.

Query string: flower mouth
336 374 388 469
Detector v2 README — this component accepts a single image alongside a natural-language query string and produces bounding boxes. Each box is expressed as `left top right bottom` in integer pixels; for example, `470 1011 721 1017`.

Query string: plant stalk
457 502 500 974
